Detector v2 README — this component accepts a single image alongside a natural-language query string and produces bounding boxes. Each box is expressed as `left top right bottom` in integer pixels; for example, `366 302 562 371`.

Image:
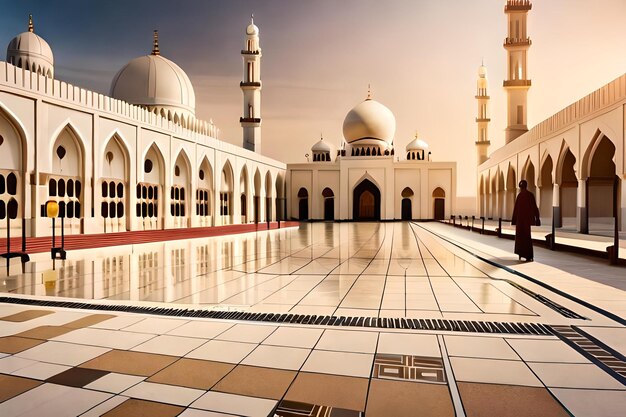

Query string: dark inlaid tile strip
0 296 553 335
551 325 626 386
274 400 363 417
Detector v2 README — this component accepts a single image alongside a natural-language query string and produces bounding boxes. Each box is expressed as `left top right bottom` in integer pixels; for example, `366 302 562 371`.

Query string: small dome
247 16 259 36
406 136 429 152
478 64 487 78
6 15 54 77
312 138 331 153
110 31 195 120
343 97 396 144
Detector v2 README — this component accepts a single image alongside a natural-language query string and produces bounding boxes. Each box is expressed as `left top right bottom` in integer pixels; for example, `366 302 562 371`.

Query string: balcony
505 0 531 12
241 50 261 55
504 37 532 47
503 80 532 87
475 118 491 123
240 117 261 123
240 81 261 88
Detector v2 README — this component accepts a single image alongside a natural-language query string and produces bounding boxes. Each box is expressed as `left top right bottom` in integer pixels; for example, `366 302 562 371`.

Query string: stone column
577 178 588 233
552 183 561 228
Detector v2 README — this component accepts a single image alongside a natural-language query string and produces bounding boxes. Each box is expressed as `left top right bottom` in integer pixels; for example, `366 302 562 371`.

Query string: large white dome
110 46 195 120
342 98 396 144
6 16 54 78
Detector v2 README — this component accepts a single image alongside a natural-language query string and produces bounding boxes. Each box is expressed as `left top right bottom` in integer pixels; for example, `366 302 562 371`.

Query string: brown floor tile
0 336 45 354
102 398 184 417
366 379 455 417
79 349 178 377
46 367 109 387
0 309 54 322
458 382 569 417
148 358 234 389
15 325 75 340
64 314 117 329
0 374 42 402
213 365 297 400
285 372 369 411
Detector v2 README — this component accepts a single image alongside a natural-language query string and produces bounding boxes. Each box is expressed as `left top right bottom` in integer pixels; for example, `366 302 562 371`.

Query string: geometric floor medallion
373 354 447 384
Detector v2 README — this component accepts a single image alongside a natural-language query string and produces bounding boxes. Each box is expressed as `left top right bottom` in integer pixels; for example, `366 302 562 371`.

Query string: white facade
287 95 456 221
0 17 285 238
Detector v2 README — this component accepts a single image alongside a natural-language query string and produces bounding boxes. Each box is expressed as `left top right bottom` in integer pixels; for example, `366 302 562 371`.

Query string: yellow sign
46 200 59 218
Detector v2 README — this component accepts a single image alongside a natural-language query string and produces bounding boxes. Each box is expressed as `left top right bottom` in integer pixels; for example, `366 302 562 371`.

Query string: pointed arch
275 172 285 221
50 121 86 178
0 101 28 223
539 154 554 220
353 178 381 220
264 170 273 221
240 164 249 221
584 130 618 232
197 156 214 223
219 159 234 223
100 132 131 231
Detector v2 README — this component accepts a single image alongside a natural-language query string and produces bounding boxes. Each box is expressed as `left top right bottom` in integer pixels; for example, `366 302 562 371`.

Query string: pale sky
2 0 625 196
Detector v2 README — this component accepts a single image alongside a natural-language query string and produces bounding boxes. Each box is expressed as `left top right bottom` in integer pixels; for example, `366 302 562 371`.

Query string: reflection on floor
0 222 624 416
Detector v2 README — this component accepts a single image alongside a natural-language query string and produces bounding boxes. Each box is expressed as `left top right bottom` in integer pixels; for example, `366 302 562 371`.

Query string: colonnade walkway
0 222 623 416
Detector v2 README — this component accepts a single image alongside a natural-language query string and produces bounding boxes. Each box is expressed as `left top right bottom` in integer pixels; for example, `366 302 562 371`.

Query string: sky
1 0 625 196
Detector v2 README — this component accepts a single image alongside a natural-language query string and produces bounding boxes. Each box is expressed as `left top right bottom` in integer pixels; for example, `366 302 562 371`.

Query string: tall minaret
503 0 532 144
475 62 490 166
241 15 262 153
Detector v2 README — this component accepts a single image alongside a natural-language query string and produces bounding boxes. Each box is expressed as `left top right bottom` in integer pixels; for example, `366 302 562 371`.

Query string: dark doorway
322 187 334 221
353 179 381 220
324 198 334 220
298 188 308 220
401 198 412 220
265 197 271 222
254 196 259 223
434 199 445 220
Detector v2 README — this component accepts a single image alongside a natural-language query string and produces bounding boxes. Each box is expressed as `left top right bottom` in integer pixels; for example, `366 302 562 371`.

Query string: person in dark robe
511 180 540 261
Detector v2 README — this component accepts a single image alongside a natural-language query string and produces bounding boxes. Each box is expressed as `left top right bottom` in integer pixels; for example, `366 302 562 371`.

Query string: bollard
480 216 485 234
497 218 502 238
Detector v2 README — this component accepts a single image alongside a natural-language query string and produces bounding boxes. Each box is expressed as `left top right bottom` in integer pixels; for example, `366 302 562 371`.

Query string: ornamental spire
151 30 160 56
28 14 34 32
366 84 372 100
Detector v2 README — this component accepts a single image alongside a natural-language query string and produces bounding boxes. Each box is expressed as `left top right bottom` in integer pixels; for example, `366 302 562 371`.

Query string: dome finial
28 14 34 32
251 13 254 24
367 84 372 100
152 30 160 56
414 131 419 139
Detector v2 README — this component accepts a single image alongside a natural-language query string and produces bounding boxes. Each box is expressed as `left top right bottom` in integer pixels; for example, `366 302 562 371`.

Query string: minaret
503 0 532 144
475 62 490 166
241 15 262 153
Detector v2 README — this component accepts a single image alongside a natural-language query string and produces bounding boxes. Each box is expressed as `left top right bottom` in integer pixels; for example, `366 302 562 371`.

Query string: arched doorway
197 157 213 227
265 171 273 222
171 151 191 228
505 166 516 219
322 187 334 221
432 187 445 220
101 134 129 233
401 187 414 220
240 166 249 223
353 179 380 220
220 161 234 225
253 169 261 223
297 187 308 220
0 106 25 236
557 148 578 229
585 134 618 233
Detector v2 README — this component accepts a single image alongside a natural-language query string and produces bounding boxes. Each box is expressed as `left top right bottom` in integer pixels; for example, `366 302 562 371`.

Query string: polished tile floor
0 222 624 416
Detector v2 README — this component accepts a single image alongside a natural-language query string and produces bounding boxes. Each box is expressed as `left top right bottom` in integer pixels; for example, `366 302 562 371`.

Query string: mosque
475 0 625 235
0 12 457 239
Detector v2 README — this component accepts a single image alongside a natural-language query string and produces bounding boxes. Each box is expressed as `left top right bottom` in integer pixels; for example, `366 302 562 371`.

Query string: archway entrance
433 187 445 220
401 187 414 220
322 187 334 221
353 179 380 220
297 187 308 220
586 135 618 233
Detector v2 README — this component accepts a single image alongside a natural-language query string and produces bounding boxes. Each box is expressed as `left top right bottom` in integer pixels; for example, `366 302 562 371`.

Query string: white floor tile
377 333 441 357
0 383 111 417
12 362 70 380
186 340 256 364
191 391 277 417
450 357 542 387
122 317 188 334
131 335 206 356
302 350 373 378
507 339 589 363
166 321 234 339
121 381 205 406
0 355 38 373
316 329 378 354
16 341 110 366
262 326 323 349
550 388 626 417
84 373 145 394
89 315 145 330
215 324 277 343
528 362 626 390
444 335 519 360
241 345 309 370
52 327 154 350
179 408 237 417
